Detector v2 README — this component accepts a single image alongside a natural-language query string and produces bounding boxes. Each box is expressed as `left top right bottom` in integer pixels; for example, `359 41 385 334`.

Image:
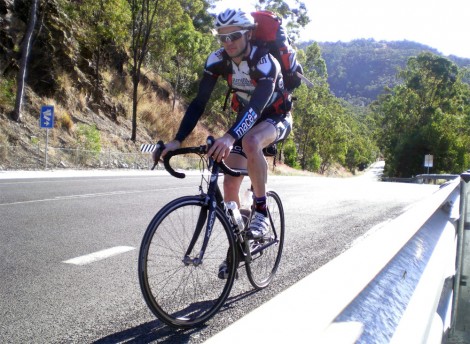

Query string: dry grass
55 111 74 132
0 65 232 169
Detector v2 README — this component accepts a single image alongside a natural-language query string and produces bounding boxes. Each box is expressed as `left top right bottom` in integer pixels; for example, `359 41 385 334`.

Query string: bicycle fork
182 195 215 267
183 161 227 267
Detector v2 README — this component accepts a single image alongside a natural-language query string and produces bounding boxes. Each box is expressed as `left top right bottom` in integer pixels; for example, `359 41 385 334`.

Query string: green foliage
64 0 130 54
373 52 470 177
291 41 380 174
178 0 215 32
156 13 214 103
282 137 299 168
307 39 470 105
0 77 16 110
76 124 101 154
306 152 321 172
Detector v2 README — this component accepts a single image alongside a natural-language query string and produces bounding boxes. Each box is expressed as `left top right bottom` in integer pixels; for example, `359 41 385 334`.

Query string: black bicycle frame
181 159 280 266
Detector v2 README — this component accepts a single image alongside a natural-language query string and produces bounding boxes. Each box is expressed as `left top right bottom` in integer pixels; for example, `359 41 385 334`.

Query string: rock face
1 0 90 93
0 0 124 120
0 0 19 76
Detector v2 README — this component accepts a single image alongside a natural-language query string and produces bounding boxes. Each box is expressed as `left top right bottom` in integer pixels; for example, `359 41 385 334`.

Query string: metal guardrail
449 172 470 343
382 174 459 184
206 174 470 343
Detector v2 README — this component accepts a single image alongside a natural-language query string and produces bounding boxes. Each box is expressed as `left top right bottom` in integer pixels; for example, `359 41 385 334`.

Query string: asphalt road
0 164 439 343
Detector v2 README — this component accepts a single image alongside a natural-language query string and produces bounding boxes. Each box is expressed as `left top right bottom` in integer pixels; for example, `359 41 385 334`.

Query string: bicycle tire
246 190 285 289
138 195 237 328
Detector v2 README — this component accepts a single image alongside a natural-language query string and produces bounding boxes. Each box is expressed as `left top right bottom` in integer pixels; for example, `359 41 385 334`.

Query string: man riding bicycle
156 8 292 240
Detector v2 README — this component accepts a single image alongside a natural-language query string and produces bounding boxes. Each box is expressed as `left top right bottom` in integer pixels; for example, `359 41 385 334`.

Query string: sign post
424 154 433 174
40 105 54 169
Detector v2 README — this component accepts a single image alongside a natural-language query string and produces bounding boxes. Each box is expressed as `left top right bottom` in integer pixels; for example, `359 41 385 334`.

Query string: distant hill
300 39 470 105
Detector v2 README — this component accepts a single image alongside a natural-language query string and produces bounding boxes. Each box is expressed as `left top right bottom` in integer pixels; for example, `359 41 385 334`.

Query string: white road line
0 186 195 206
63 246 135 265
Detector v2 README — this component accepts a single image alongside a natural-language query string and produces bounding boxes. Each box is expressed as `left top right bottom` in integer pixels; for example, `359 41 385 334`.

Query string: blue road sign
40 105 54 129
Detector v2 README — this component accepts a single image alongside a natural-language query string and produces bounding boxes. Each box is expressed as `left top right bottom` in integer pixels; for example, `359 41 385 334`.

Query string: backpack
251 10 303 91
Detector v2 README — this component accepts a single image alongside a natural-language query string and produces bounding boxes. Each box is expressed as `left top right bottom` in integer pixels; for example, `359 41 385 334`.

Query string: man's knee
242 134 263 155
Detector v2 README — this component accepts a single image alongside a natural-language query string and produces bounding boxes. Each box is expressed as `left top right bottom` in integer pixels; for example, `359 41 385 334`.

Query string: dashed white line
0 186 194 206
63 246 135 265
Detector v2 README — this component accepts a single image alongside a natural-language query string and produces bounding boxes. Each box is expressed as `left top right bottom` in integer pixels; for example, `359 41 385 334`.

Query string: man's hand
152 140 181 164
207 133 235 162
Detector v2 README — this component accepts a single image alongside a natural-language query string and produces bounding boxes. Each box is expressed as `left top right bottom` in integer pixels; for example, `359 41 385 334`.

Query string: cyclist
156 8 292 240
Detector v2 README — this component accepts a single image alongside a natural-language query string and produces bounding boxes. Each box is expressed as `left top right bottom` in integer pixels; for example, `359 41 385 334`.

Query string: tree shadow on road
92 289 259 344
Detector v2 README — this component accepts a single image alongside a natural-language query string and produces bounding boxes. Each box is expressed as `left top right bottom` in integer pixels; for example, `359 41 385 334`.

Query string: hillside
301 39 470 105
0 0 212 170
3 2 469 174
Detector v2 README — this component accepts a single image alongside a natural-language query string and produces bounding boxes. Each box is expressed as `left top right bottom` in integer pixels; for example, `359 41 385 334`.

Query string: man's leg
223 152 246 206
219 152 246 280
242 122 277 238
242 121 277 200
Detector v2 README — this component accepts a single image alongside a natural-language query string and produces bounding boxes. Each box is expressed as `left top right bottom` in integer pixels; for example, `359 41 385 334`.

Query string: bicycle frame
181 159 280 267
154 136 282 267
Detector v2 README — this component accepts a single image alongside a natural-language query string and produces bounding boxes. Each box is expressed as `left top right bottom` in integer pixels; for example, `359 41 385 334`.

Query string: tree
164 24 212 111
128 0 160 141
72 0 130 83
12 0 39 122
149 4 213 111
373 53 470 177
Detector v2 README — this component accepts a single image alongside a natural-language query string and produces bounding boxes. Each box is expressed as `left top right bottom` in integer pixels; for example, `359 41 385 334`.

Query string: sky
211 0 470 59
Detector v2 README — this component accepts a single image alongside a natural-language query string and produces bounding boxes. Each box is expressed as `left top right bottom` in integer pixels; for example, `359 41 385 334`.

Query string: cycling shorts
231 112 292 158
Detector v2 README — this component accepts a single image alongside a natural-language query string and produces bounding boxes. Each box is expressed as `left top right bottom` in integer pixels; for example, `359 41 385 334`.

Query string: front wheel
246 190 285 289
138 195 237 328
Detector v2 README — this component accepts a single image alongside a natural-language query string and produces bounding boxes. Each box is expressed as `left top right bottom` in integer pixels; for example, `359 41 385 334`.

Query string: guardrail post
450 171 470 340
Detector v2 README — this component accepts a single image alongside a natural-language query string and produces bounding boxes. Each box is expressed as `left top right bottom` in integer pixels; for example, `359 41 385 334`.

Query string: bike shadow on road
92 289 259 344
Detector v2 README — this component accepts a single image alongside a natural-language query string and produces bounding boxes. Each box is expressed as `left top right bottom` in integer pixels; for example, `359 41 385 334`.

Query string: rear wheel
138 196 237 328
246 190 285 289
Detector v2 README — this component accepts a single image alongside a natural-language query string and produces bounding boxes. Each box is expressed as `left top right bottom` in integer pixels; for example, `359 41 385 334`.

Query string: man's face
217 26 250 59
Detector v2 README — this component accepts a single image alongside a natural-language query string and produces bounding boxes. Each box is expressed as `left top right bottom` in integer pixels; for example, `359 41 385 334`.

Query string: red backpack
251 10 303 91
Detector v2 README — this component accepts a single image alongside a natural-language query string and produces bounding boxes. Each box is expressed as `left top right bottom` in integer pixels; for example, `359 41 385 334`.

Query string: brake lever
151 140 165 170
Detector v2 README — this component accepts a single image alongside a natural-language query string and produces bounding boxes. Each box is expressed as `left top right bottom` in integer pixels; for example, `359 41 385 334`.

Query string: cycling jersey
174 45 287 143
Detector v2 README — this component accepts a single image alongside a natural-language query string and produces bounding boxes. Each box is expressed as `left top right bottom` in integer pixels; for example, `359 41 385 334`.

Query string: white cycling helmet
214 9 255 30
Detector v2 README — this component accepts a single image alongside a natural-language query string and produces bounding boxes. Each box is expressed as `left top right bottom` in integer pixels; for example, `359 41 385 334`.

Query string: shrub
307 153 322 172
76 123 101 154
0 78 16 111
55 112 74 132
283 138 299 168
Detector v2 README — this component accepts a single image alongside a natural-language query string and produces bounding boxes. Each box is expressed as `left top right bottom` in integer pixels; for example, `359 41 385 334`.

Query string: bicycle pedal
218 262 239 280
218 270 239 280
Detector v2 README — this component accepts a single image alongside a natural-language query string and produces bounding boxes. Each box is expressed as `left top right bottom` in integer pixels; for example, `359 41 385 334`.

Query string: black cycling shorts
231 112 292 158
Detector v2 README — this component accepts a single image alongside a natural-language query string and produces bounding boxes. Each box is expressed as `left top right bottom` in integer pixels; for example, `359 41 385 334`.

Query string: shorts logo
234 108 258 138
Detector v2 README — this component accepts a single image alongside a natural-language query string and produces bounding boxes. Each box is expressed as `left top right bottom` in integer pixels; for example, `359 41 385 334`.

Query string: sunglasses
217 30 249 43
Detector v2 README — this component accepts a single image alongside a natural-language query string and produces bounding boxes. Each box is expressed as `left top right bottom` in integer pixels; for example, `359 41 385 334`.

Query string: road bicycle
138 137 285 328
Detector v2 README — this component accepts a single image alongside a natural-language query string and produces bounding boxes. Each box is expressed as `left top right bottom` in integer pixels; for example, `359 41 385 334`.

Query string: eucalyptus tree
161 20 213 111
12 0 39 122
128 0 160 141
147 0 214 108
373 52 470 177
66 0 130 84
